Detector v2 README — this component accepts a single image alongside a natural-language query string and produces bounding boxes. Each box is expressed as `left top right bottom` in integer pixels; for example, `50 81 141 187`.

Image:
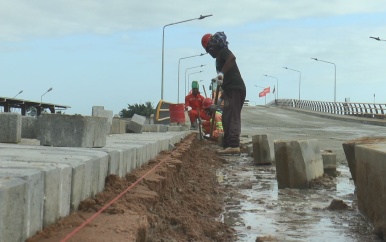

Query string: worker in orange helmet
201 31 246 154
201 98 224 140
185 80 210 129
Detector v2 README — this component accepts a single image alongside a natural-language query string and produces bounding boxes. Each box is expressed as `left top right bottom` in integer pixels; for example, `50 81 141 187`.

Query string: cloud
1 0 386 41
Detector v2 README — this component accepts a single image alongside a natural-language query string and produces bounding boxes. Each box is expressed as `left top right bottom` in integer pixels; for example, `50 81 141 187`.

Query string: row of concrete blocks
0 113 189 146
250 134 386 239
248 134 335 189
0 132 190 241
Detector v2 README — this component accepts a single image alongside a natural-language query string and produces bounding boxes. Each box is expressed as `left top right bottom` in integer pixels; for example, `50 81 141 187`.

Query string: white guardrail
272 99 386 119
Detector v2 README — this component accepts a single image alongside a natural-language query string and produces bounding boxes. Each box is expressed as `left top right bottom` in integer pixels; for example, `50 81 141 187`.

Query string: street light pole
161 14 212 100
311 58 336 102
370 36 386 41
185 65 204 96
264 75 279 100
188 71 203 93
283 67 301 101
13 90 23 98
41 87 53 104
177 53 207 103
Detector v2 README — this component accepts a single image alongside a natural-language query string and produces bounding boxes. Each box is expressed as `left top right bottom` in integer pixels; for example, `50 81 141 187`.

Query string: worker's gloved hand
186 106 192 111
210 104 220 111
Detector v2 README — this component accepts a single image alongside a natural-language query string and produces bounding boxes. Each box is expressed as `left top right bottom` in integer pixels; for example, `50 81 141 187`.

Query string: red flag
263 87 270 94
259 91 266 97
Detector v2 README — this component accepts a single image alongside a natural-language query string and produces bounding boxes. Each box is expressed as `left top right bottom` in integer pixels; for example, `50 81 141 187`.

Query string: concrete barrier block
0 161 72 227
356 143 386 239
167 126 183 132
21 116 38 139
112 118 126 134
275 139 324 189
0 169 44 241
0 113 22 143
92 106 104 116
321 150 337 172
0 177 29 242
39 114 108 148
252 134 274 165
126 114 146 133
91 106 112 134
142 124 168 132
342 137 386 185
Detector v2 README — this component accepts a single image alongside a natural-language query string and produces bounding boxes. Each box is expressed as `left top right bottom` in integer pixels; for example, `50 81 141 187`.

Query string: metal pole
283 67 301 101
13 90 23 98
311 58 336 102
41 88 53 104
187 71 203 92
161 14 212 100
178 54 206 103
264 75 279 100
185 65 204 96
370 36 386 41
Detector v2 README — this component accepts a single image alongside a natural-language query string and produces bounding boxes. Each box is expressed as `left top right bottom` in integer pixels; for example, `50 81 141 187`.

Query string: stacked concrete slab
39 113 108 148
92 106 113 135
274 139 324 189
112 118 126 134
0 130 189 242
342 137 386 185
342 137 386 239
355 143 386 239
0 113 21 143
321 150 337 173
252 134 274 165
21 116 38 139
126 114 146 133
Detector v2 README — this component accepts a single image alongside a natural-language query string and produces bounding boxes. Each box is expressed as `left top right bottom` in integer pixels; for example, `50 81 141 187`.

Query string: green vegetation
119 102 155 118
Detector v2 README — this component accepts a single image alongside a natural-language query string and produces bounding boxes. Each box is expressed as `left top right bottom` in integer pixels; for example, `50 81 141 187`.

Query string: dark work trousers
222 88 246 148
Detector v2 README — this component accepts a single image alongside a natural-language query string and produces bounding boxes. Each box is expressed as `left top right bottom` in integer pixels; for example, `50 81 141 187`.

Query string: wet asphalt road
220 106 386 242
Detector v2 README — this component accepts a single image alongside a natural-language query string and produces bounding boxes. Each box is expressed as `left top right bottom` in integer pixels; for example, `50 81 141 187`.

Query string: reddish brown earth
27 133 235 242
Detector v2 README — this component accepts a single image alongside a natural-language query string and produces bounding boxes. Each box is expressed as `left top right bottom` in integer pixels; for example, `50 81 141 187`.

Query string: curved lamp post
311 57 337 102
264 75 279 100
187 71 203 94
161 14 212 100
370 36 386 41
283 67 301 101
13 90 23 98
185 65 205 95
41 87 53 104
177 53 207 103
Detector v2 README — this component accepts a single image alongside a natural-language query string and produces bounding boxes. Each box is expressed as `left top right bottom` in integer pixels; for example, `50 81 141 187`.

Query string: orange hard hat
201 33 212 50
203 98 213 109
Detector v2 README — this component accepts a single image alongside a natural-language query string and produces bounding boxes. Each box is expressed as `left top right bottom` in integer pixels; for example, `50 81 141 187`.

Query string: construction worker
201 98 223 140
185 80 210 129
202 31 246 154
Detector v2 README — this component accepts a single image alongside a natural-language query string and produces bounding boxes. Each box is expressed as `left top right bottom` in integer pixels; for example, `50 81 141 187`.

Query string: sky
1 0 386 115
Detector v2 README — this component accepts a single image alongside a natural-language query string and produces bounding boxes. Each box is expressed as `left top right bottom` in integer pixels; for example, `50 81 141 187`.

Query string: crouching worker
185 80 209 129
201 98 223 140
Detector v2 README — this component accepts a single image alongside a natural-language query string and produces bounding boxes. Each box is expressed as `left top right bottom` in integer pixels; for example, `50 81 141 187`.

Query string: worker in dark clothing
201 31 246 154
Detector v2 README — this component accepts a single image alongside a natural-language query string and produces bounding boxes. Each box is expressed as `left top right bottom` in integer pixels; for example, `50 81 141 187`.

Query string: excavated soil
27 133 235 242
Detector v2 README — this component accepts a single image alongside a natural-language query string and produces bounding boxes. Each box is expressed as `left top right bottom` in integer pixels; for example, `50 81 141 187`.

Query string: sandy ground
27 133 235 242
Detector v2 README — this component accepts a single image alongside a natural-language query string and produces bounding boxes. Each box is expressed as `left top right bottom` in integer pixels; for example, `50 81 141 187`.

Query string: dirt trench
27 134 236 242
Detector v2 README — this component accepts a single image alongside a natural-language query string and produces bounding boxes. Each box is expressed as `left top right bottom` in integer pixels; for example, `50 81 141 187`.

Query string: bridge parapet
273 99 386 119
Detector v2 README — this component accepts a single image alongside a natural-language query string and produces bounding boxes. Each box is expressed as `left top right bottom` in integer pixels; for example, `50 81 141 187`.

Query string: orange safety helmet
201 33 212 50
202 98 213 109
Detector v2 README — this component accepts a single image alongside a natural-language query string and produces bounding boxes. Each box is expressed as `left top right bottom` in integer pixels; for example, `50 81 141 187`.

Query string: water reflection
218 156 378 241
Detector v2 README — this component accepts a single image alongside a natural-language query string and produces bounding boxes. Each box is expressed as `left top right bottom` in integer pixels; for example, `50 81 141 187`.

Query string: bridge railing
273 99 386 119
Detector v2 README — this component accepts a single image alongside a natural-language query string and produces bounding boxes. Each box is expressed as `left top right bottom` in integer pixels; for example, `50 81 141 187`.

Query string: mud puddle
218 154 381 241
